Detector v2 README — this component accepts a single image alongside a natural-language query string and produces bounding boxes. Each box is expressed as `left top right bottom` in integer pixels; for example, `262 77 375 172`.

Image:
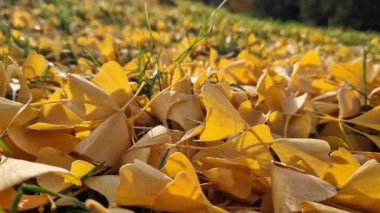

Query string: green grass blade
0 22 12 67
0 138 14 157
81 162 105 182
174 0 226 64
362 47 368 107
84 48 101 68
59 162 105 196
158 148 170 169
10 186 24 213
145 4 155 50
11 184 87 213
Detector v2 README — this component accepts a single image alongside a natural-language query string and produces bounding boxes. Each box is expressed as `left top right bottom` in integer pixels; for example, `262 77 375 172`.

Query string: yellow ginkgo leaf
117 153 226 213
267 111 286 136
167 93 203 131
311 100 339 115
319 136 349 150
154 171 227 213
0 97 37 133
127 127 184 167
67 73 119 111
348 106 380 131
301 201 351 213
238 50 263 67
312 79 338 93
265 86 308 115
196 157 253 199
171 75 193 94
7 126 78 156
121 126 173 166
0 136 33 160
272 163 337 213
337 84 361 119
330 61 362 88
2 63 33 108
193 70 208 94
289 63 318 93
150 80 202 131
286 113 312 138
11 10 31 28
92 61 133 107
36 147 76 191
99 35 116 61
161 151 198 180
320 122 368 150
195 124 273 174
150 90 181 126
37 159 93 190
122 147 151 165
126 126 183 165
209 48 218 66
124 60 138 72
75 110 131 166
0 188 47 211
68 160 95 181
271 138 331 177
299 50 322 67
174 124 205 146
86 175 120 205
256 70 274 106
22 52 48 79
332 159 380 212
116 159 172 206
199 83 247 141
238 100 266 126
218 60 256 85
322 148 360 189
0 155 80 192
130 125 173 149
158 153 226 213
28 103 84 130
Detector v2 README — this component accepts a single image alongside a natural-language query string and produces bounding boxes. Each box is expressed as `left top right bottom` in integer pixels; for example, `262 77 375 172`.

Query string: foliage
224 0 380 30
0 0 380 212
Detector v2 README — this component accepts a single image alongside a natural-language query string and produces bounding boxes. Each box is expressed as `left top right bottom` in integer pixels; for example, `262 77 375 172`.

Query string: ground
1 0 380 212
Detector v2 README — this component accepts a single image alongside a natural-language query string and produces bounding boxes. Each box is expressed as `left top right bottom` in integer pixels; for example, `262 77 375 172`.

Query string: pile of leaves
1 0 380 212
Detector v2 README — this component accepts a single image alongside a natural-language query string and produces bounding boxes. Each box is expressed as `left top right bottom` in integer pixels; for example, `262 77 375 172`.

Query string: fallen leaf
301 201 350 213
0 155 80 192
86 175 120 205
22 52 48 79
200 83 248 141
272 163 337 213
75 110 131 166
332 159 380 212
322 148 360 188
271 138 331 176
299 50 322 67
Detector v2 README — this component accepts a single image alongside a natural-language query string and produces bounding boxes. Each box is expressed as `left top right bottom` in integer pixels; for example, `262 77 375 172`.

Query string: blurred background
198 0 380 31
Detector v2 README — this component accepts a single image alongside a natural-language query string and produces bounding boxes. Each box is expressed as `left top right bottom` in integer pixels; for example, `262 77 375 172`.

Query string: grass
178 1 380 46
0 138 14 157
11 162 104 212
11 184 87 213
0 1 379 212
0 22 12 67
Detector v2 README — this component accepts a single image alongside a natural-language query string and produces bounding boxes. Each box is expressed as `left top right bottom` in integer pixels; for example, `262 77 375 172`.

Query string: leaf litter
1 0 380 212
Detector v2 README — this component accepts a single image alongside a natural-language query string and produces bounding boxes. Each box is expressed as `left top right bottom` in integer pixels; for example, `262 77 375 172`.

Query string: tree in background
201 0 380 31
299 0 335 26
